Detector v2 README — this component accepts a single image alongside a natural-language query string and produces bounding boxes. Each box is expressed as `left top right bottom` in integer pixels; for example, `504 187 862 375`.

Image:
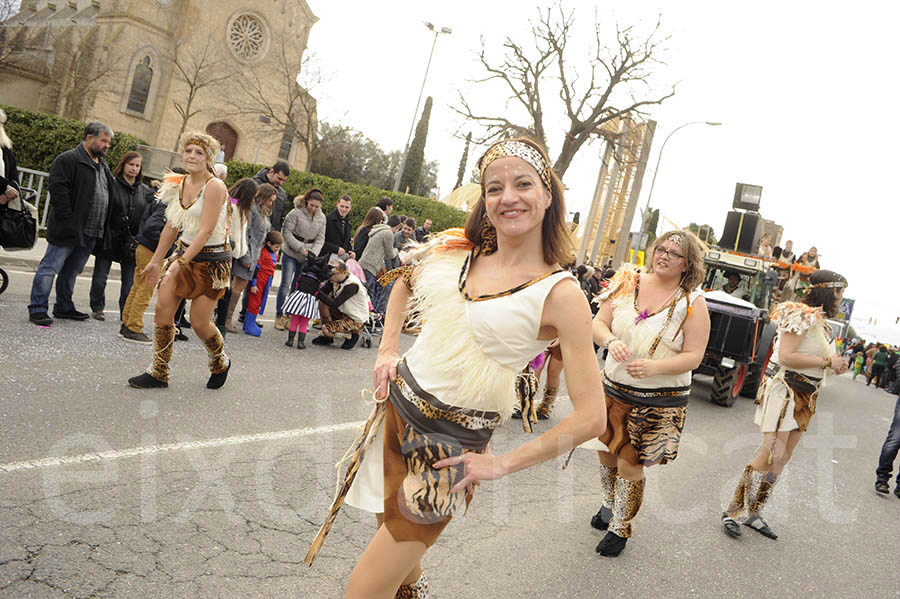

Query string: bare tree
225 30 321 168
50 24 126 120
167 30 231 150
455 3 675 177
0 0 19 23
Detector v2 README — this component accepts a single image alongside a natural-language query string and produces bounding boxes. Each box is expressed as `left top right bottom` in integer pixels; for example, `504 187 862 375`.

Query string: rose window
229 14 265 60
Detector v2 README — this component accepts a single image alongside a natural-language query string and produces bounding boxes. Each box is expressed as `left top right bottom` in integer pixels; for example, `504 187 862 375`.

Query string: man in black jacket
28 122 114 326
322 194 355 261
252 161 289 232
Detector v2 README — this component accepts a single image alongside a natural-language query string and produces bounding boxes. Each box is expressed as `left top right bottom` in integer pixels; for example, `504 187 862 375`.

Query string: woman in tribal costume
304 138 607 599
721 269 848 540
590 230 711 557
128 131 232 390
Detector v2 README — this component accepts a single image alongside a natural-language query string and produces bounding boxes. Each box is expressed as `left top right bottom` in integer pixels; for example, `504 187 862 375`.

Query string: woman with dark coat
0 108 21 207
89 151 149 320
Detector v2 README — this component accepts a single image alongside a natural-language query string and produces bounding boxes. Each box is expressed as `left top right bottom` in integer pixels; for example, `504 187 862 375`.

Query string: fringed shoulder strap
770 301 824 335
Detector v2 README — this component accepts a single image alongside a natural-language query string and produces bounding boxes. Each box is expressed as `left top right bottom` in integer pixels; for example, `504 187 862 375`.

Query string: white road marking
0 420 365 473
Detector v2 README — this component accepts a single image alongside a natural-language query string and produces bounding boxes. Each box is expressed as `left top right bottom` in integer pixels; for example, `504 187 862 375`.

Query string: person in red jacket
244 231 283 336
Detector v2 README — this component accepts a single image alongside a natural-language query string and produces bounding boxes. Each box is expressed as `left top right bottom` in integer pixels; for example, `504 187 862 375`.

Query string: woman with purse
127 132 232 390
89 151 149 321
721 269 849 540
0 108 21 209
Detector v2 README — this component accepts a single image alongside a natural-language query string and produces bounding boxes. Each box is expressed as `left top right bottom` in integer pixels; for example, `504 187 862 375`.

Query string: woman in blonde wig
128 131 232 389
304 137 607 598
590 230 710 556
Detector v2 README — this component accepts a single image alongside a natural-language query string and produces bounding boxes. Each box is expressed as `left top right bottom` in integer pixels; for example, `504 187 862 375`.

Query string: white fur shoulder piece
408 247 519 418
772 301 824 335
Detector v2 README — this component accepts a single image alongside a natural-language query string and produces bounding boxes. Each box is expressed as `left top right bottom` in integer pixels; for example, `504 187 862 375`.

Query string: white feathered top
770 302 834 378
600 264 701 389
157 174 228 246
402 232 574 419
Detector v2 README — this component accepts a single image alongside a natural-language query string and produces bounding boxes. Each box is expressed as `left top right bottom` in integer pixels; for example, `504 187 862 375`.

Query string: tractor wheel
741 342 774 398
711 363 747 407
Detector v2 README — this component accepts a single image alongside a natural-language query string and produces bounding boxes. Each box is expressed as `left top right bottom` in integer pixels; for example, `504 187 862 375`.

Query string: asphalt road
1 268 899 598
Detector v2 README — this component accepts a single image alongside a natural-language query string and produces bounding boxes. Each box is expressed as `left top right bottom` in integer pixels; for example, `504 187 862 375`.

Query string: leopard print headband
479 141 552 190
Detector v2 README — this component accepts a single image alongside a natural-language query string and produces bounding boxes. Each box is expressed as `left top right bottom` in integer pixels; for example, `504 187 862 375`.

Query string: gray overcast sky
307 0 899 343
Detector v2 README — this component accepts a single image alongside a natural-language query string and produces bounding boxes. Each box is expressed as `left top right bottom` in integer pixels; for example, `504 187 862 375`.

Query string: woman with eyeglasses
589 229 710 556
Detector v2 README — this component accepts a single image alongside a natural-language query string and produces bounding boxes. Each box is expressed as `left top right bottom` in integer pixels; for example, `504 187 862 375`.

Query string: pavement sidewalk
0 238 282 287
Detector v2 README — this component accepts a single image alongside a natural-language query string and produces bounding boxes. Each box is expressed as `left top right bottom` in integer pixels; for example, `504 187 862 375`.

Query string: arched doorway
206 122 238 161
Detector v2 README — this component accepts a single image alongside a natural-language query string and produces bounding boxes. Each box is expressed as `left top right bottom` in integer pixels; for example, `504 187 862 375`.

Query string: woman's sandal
721 513 742 537
743 515 777 540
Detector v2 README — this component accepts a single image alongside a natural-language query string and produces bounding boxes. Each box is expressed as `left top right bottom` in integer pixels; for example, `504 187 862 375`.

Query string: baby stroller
361 311 382 349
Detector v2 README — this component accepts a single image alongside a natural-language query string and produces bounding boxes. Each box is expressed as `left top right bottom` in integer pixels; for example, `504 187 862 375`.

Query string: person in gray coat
274 188 326 330
358 219 399 317
224 183 276 332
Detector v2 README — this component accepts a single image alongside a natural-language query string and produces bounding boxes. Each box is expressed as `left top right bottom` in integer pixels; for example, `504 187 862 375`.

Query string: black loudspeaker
720 210 761 253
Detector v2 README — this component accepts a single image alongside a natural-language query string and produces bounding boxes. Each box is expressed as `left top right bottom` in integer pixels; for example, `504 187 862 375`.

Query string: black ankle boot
341 333 359 350
128 372 168 389
596 531 627 557
590 506 613 531
311 335 334 346
206 358 231 390
286 331 296 347
296 332 306 349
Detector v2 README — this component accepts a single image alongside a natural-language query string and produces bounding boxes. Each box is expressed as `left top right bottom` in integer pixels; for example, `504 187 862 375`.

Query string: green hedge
0 104 145 172
225 161 468 233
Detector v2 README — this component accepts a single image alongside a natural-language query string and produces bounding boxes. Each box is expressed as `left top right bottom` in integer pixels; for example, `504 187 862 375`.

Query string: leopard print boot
722 464 753 537
396 570 429 598
128 324 174 388
590 463 617 530
744 470 779 539
597 476 645 557
536 385 558 420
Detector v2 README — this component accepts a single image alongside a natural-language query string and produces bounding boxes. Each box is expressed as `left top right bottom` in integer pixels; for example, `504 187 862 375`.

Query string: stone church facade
0 0 318 169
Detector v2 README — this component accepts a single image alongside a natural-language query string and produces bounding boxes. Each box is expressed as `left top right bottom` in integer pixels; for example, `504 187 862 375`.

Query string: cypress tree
454 132 471 190
399 96 433 194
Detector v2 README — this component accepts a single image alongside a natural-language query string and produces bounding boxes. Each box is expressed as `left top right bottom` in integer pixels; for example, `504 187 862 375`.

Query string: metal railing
17 167 50 231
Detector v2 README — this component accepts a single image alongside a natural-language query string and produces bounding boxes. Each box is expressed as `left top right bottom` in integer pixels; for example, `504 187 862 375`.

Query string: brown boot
536 385 558 420
128 324 174 388
202 329 230 389
224 291 241 333
396 570 429 598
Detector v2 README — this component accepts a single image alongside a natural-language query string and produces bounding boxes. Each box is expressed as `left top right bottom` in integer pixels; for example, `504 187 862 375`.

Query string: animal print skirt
598 395 687 466
382 361 499 546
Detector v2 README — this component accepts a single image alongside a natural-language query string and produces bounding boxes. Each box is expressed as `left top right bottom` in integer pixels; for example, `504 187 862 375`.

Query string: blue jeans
276 253 301 317
28 240 96 315
876 394 900 484
364 270 384 316
90 255 135 314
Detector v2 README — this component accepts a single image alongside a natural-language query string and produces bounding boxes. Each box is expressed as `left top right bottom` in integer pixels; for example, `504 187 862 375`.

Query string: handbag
0 192 37 250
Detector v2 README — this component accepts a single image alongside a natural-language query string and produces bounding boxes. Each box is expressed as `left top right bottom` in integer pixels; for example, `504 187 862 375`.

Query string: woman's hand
434 451 508 493
608 339 632 362
372 349 400 400
830 353 848 374
625 358 657 379
250 286 259 295
142 260 163 287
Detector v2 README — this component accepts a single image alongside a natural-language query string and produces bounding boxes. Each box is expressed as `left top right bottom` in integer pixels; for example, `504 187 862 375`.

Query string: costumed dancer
303 137 607 599
128 131 232 390
589 231 711 557
310 259 370 350
243 231 283 336
721 269 848 540
282 253 324 350
514 342 564 420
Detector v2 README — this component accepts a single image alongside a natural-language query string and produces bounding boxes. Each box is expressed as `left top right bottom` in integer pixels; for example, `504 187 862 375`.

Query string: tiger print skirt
382 360 499 546
598 395 688 466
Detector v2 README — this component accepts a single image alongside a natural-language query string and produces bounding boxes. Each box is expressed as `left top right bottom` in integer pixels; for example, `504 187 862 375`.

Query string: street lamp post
392 22 452 193
635 120 721 261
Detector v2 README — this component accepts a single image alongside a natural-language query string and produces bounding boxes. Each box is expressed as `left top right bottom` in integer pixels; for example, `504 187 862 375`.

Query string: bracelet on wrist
604 337 618 349
823 356 832 370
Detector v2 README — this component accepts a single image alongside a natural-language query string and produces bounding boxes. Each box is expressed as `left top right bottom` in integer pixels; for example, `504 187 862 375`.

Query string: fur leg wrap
202 329 229 374
724 464 754 520
608 476 645 539
536 385 559 420
598 463 618 509
748 470 779 518
147 324 175 382
395 570 430 599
